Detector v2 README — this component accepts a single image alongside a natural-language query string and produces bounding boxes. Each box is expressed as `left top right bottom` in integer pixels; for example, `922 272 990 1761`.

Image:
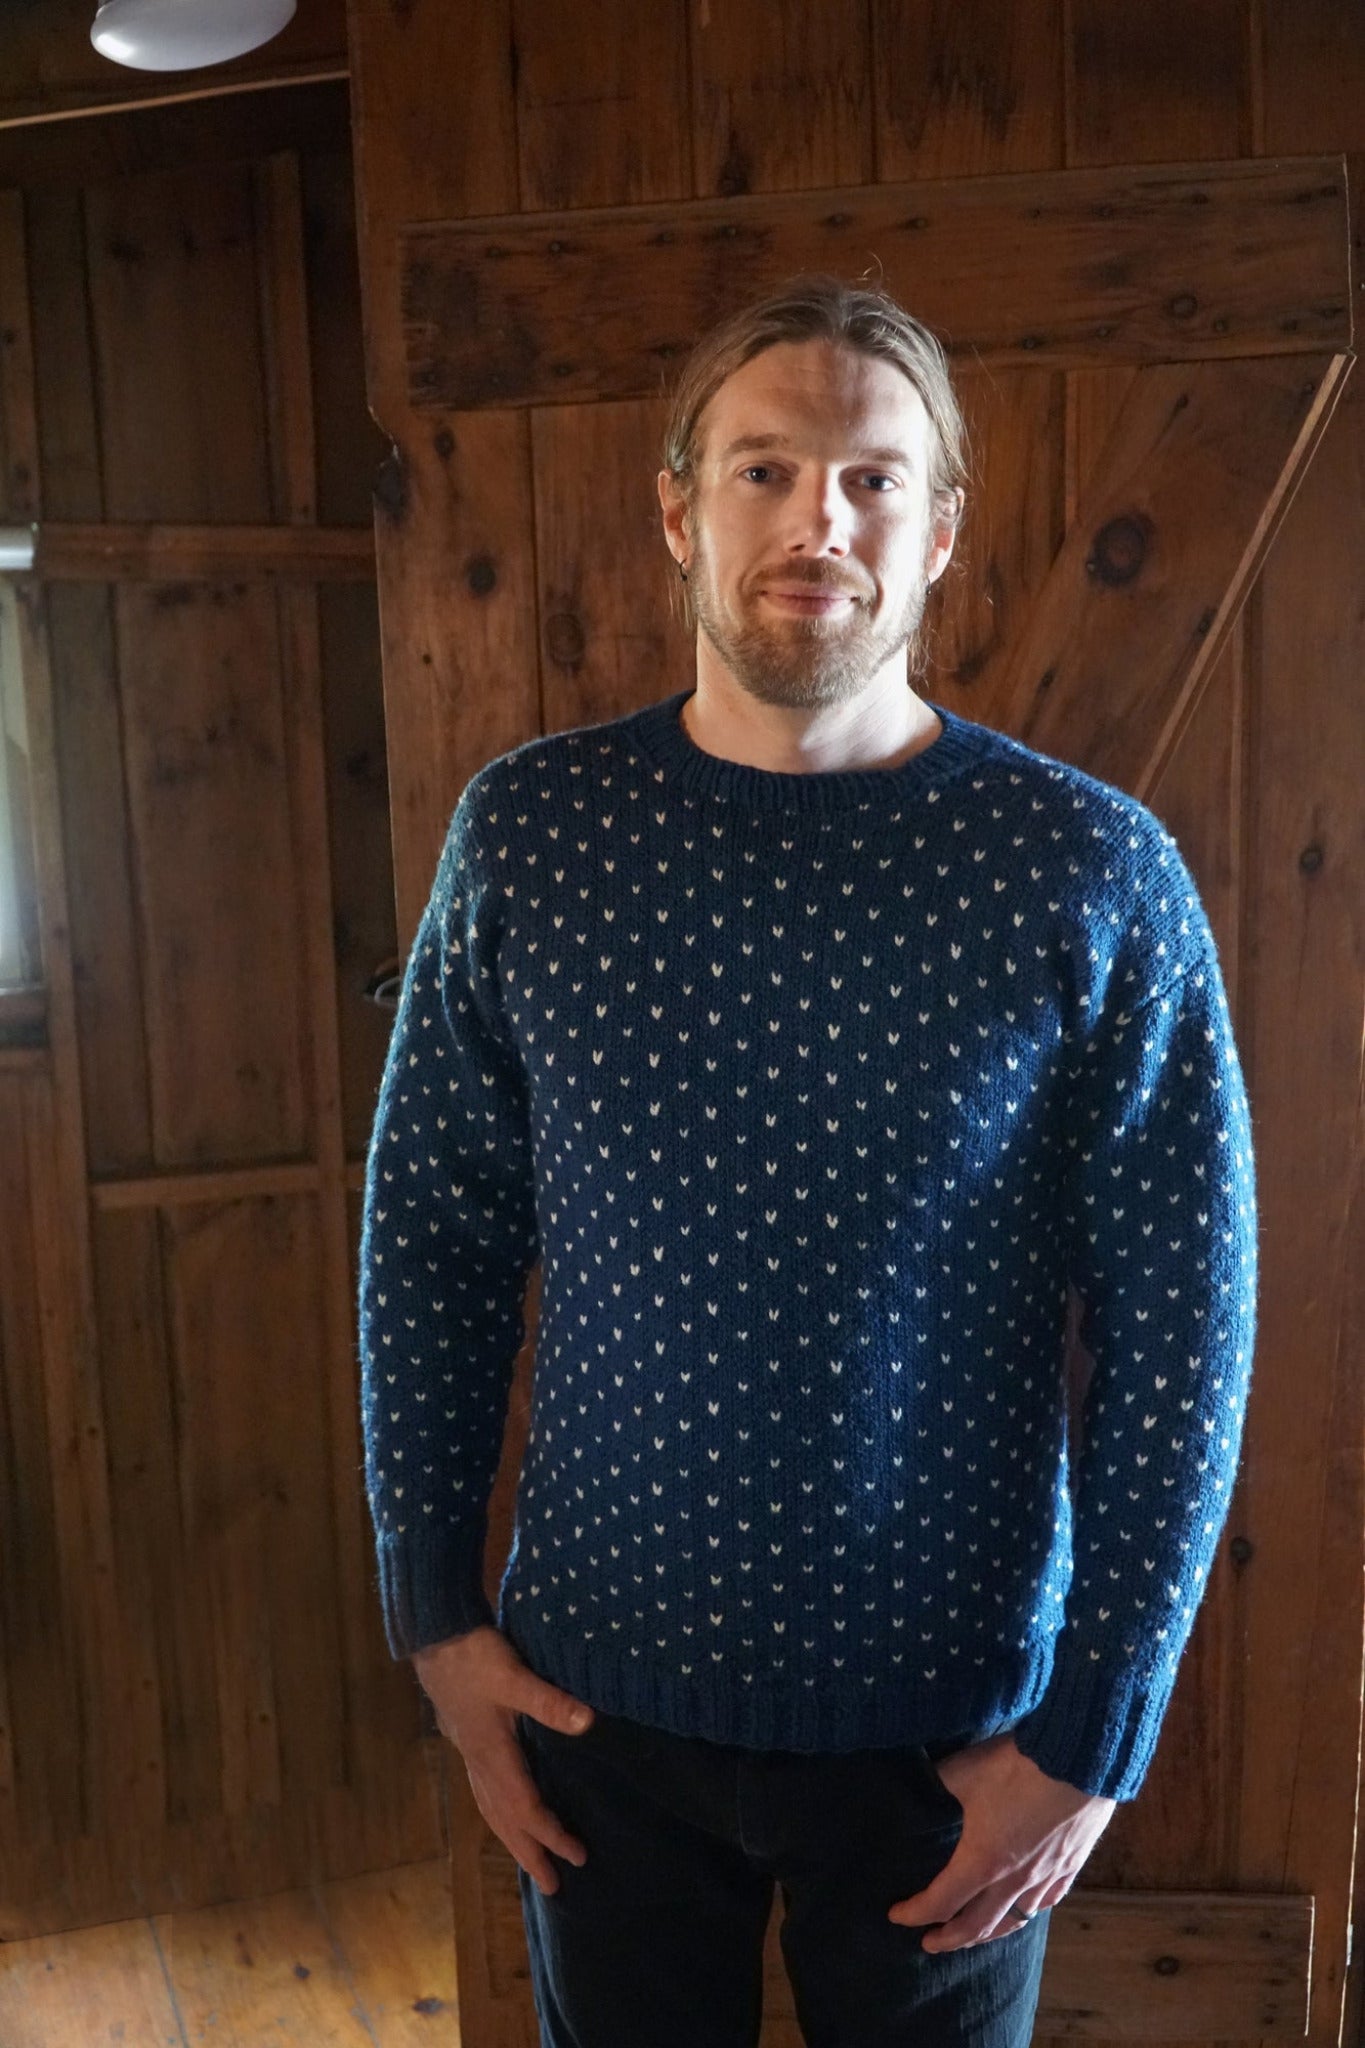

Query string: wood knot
1085 514 1151 587
545 611 586 667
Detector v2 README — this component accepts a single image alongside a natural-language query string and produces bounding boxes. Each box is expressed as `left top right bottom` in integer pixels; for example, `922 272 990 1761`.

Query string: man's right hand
411 1624 596 1896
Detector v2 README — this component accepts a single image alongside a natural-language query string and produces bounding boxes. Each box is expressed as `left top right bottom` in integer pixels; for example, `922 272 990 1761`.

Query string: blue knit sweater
358 687 1258 1802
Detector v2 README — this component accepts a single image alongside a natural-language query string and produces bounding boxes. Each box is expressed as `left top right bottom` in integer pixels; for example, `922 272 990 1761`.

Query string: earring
678 561 688 580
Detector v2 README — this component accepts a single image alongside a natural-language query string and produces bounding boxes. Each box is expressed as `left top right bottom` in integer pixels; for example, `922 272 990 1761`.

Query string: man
358 273 1258 2047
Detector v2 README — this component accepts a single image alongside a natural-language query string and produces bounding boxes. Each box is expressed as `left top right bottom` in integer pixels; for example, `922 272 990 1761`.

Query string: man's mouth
762 589 859 613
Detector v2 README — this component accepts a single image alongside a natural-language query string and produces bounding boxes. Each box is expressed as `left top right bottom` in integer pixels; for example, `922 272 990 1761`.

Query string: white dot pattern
358 690 1258 1800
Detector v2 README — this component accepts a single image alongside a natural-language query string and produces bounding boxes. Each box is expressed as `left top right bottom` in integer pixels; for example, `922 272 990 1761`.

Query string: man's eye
739 466 898 491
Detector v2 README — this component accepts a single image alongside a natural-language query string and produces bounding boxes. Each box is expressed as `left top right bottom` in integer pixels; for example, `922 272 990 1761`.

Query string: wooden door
345 6 1361 2040
0 106 445 1936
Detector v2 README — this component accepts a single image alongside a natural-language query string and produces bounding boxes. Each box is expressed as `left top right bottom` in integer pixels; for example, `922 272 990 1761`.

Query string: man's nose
776 470 856 551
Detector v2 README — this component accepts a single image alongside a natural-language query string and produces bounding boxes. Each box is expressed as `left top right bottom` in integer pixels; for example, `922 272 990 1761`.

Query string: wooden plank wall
345 2 1365 2044
0 11 1359 2041
0 84 448 1934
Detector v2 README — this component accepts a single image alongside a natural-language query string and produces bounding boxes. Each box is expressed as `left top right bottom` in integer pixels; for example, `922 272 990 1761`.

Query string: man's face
659 338 961 709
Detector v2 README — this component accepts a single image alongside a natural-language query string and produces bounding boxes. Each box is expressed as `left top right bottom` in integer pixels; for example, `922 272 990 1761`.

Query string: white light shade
0 528 37 573
90 0 297 71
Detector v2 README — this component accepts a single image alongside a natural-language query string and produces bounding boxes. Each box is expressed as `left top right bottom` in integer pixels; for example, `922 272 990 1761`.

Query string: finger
889 1883 977 1932
528 1683 594 1735
514 1803 590 1897
886 1849 976 1928
924 1876 1045 1951
1032 1870 1076 1911
508 1743 591 1871
471 1754 584 1896
526 1792 590 1871
469 1737 592 1898
498 1783 590 1895
512 1827 566 1897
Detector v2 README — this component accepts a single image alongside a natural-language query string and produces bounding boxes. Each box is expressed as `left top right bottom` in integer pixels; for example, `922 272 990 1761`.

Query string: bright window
0 579 40 990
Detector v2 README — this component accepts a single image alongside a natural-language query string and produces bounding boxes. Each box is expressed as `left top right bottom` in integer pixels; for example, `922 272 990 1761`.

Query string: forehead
698 338 931 466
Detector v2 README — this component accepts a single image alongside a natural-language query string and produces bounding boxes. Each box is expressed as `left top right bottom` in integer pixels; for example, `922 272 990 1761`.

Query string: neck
680 672 943 776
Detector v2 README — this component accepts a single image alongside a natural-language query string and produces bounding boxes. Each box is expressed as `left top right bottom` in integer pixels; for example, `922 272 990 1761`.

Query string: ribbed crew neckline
625 687 994 815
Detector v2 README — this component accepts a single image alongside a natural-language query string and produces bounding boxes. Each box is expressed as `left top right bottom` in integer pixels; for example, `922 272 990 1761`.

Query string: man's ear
658 469 689 564
925 487 964 585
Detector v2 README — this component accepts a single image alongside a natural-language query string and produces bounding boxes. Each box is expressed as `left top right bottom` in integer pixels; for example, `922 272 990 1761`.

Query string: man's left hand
887 1732 1116 1949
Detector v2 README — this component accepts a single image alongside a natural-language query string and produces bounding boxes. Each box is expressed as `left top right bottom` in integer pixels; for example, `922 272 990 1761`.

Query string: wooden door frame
356 145 1356 2042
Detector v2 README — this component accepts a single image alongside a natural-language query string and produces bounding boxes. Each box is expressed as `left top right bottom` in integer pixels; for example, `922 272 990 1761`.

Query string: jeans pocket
534 1709 674 1777
917 1745 966 1822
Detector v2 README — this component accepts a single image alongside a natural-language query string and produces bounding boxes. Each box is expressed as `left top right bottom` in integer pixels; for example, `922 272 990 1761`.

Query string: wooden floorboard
0 1857 458 2046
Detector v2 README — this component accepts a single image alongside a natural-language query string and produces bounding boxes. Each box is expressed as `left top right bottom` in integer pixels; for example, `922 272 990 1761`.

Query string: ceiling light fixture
90 0 297 72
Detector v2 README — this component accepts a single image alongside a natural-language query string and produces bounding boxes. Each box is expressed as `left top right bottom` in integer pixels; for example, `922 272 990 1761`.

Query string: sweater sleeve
1009 929 1259 1802
357 777 539 1659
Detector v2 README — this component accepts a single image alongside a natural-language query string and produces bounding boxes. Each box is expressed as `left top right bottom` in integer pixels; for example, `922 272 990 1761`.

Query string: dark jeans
513 1706 1052 2048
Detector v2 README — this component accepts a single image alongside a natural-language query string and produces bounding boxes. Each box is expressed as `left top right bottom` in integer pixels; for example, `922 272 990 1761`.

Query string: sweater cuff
1008 1640 1177 1802
375 1520 496 1660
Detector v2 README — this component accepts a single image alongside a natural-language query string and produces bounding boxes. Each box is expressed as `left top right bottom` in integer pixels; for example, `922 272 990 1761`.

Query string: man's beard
686 544 933 709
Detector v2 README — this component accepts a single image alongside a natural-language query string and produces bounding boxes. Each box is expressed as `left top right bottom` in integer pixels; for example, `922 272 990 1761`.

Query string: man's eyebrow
714 433 915 468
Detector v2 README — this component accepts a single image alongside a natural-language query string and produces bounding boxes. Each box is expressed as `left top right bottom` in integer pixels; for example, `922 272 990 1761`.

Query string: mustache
752 569 870 599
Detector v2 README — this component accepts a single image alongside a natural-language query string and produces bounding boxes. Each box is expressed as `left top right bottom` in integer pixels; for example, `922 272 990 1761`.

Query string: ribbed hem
499 1590 1058 1757
376 1521 495 1660
1008 1641 1175 1802
623 688 996 815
